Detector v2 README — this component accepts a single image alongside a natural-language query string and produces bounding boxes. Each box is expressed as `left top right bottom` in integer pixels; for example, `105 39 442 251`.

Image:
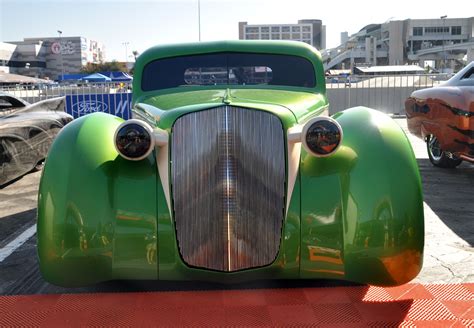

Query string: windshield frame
141 51 317 92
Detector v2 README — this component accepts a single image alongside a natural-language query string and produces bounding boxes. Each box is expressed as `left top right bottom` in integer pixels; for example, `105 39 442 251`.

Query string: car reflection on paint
0 93 73 186
405 62 474 167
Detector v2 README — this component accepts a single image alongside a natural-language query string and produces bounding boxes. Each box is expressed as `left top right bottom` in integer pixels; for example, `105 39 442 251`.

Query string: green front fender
300 107 424 286
37 112 159 287
38 108 424 287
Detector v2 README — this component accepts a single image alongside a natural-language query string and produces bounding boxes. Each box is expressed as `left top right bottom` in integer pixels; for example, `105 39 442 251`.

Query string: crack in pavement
429 254 462 280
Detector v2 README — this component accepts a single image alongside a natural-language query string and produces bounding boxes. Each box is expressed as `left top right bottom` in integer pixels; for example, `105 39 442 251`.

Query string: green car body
37 41 424 287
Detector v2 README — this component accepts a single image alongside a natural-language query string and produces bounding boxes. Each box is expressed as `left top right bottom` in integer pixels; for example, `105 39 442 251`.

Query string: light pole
57 30 64 81
198 0 201 41
440 15 447 71
122 42 129 71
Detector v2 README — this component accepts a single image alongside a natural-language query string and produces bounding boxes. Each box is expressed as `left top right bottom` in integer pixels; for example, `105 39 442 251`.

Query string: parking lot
0 118 472 295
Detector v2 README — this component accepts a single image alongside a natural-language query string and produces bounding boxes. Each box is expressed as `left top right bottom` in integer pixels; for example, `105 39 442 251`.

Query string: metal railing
1 74 451 118
326 73 450 115
1 82 133 119
0 82 132 104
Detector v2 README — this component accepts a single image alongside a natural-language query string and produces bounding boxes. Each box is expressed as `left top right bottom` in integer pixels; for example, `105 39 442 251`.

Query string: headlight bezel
114 119 155 161
301 116 343 157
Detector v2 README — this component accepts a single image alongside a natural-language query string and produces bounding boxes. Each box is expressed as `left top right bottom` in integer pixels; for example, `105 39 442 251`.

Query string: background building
239 19 326 50
323 17 474 72
0 37 105 80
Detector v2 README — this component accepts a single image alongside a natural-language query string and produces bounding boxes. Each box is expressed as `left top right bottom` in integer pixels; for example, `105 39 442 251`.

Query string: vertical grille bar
171 106 285 272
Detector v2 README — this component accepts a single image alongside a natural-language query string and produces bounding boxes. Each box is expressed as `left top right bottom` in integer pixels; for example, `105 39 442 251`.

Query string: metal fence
326 74 450 115
1 74 451 118
1 82 133 119
0 82 132 103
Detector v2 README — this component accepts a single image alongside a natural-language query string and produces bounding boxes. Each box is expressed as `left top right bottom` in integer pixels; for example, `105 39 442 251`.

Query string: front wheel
32 160 45 172
427 135 462 168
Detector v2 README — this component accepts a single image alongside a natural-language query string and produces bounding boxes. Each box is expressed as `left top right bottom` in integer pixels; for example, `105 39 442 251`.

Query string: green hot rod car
38 41 424 287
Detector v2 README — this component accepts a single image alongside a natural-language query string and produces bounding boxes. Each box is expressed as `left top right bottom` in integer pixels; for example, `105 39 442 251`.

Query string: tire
427 135 462 168
32 160 45 172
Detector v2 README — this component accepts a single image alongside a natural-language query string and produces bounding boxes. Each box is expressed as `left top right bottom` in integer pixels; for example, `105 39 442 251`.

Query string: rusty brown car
405 62 474 167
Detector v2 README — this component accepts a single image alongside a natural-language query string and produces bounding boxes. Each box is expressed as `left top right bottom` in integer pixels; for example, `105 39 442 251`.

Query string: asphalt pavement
0 118 472 295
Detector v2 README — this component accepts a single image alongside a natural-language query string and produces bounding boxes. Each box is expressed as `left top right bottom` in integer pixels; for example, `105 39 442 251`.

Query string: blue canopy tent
80 73 112 83
58 74 86 82
100 72 133 82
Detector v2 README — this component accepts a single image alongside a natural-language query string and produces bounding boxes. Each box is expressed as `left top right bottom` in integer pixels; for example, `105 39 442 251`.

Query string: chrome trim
132 103 166 125
154 128 168 147
171 106 285 272
287 124 303 143
286 126 302 215
428 135 443 161
301 116 343 158
156 139 171 215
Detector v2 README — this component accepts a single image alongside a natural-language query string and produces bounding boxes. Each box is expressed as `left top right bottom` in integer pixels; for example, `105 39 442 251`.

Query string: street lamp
197 0 201 41
57 30 64 82
440 15 447 71
122 42 129 71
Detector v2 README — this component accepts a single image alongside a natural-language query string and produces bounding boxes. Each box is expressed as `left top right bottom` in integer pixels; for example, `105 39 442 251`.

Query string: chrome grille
171 106 285 272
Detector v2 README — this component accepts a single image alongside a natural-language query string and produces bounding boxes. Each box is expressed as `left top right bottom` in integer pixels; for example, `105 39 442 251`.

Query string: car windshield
141 52 316 91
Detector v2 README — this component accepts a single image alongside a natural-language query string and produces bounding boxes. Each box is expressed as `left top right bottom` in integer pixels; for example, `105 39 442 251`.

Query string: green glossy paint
38 41 423 287
38 113 158 286
300 108 424 286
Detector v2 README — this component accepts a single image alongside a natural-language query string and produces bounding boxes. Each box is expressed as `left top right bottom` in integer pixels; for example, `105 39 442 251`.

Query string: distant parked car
405 62 474 167
0 93 73 186
0 92 30 113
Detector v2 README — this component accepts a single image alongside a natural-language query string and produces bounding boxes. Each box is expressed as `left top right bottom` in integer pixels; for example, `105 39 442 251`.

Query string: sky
0 0 472 61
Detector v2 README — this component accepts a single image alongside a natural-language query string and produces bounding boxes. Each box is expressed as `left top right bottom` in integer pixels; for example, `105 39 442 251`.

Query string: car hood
411 86 474 113
0 97 71 135
138 88 328 127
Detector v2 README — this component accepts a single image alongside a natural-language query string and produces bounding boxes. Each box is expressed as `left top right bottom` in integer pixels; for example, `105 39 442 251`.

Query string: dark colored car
0 93 73 186
405 62 474 167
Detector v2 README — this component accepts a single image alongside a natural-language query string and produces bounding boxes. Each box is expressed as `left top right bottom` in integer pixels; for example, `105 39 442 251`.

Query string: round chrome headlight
302 117 343 157
114 119 154 161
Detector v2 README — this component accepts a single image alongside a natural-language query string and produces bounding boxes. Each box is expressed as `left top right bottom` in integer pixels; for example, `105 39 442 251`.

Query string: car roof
443 61 474 86
137 40 322 61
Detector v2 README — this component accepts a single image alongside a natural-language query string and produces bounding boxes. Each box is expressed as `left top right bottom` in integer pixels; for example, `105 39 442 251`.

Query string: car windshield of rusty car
141 52 316 91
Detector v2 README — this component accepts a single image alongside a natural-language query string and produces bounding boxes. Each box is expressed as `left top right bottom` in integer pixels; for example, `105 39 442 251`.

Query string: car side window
0 97 14 109
0 96 28 116
459 68 474 86
0 97 15 116
0 96 25 108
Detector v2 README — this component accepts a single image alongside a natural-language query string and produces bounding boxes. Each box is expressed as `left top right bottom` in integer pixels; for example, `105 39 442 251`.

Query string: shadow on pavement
0 208 36 248
417 158 474 246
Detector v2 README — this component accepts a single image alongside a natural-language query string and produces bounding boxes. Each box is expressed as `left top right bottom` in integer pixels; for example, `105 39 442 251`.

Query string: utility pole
198 0 201 41
440 15 447 72
57 30 64 81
